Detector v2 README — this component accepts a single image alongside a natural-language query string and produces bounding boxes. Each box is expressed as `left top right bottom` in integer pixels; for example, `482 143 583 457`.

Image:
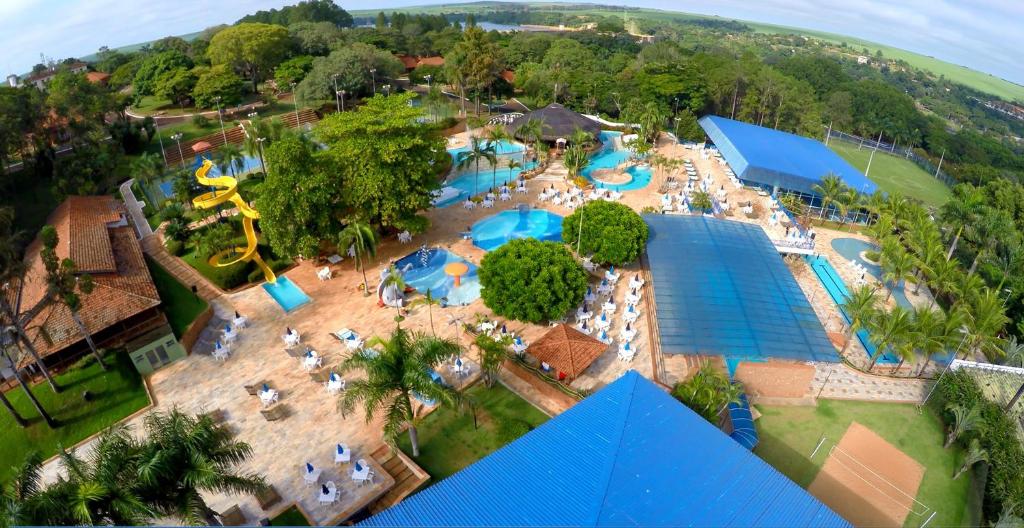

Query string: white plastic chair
319 481 339 504
317 267 332 281
334 444 352 464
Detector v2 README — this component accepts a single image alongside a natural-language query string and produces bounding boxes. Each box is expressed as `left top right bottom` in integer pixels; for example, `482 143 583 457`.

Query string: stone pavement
119 178 153 239
810 362 929 403
141 233 220 301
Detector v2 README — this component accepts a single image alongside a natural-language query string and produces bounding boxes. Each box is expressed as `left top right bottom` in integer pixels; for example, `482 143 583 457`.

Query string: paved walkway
810 363 929 403
141 234 220 301
119 179 153 239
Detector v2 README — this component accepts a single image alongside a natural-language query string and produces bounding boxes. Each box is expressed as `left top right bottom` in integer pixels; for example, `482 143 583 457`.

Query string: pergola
528 323 608 380
507 103 601 144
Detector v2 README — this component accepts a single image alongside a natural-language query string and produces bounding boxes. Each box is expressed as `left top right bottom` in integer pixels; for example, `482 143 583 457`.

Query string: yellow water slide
192 159 276 283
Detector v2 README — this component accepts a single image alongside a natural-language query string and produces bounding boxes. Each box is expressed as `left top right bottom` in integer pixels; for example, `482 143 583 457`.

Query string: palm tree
129 152 164 186
0 381 26 427
485 126 511 189
989 240 1024 291
812 173 845 220
337 222 378 295
338 328 462 456
474 333 508 388
517 118 543 165
865 306 913 370
866 213 895 242
670 362 743 423
961 290 1010 362
835 187 859 229
507 159 522 180
130 410 266 525
409 288 441 336
562 144 589 179
39 226 105 370
880 242 915 303
940 184 983 261
217 143 246 177
965 209 1012 275
953 438 988 479
0 344 56 427
456 136 496 197
1001 337 1024 411
944 403 981 448
914 307 960 377
840 285 879 357
382 264 407 325
925 257 960 309
568 126 593 148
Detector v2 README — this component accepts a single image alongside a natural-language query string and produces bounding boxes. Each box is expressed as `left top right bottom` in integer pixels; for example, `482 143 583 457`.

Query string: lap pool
394 247 480 305
471 209 564 251
831 237 912 309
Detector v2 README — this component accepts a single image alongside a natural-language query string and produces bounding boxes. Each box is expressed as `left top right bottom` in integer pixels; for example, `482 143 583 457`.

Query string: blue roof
699 115 877 196
362 371 849 528
644 215 838 363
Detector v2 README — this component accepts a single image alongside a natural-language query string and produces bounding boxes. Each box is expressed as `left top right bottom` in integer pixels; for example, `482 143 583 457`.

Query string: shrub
670 363 742 423
561 200 649 266
161 202 186 222
205 262 250 290
191 114 210 128
164 239 184 256
478 239 588 323
495 416 532 443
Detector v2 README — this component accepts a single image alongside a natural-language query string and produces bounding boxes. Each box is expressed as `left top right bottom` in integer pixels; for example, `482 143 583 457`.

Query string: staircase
367 445 430 514
534 160 568 181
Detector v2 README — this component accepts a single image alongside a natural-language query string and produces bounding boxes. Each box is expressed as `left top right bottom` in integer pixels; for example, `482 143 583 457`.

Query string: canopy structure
507 103 601 143
191 141 213 153
362 371 850 528
527 323 606 379
699 115 876 196
644 214 837 363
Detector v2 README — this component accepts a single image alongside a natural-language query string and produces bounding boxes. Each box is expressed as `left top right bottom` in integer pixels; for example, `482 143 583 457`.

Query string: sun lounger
219 505 246 526
255 485 282 511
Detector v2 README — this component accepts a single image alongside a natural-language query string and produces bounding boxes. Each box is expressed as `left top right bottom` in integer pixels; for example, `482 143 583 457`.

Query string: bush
479 239 588 323
562 200 649 266
191 114 210 128
205 262 250 290
495 417 532 443
164 239 184 256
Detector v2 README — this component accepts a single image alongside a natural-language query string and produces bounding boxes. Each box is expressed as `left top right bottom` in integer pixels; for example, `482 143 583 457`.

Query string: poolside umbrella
528 324 607 380
586 286 592 295
305 350 312 358
610 265 615 274
286 326 292 335
235 311 241 318
624 342 631 351
627 304 635 314
456 358 463 368
600 278 607 287
337 444 344 455
191 141 212 153
515 336 523 345
215 340 223 349
306 462 314 473
582 304 589 313
347 333 356 341
330 372 338 382
600 313 607 322
355 461 363 472
501 324 507 334
625 322 632 331
599 330 608 341
581 321 588 331
263 383 270 393
322 484 329 495
225 324 232 333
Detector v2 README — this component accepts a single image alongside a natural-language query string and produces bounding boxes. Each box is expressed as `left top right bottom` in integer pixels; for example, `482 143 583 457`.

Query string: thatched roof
528 323 608 379
507 103 601 142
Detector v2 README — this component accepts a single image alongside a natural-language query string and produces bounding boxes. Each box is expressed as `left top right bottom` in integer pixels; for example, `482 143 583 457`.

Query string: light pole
332 74 341 112
369 68 376 95
171 132 185 169
920 326 970 409
154 117 167 163
338 90 346 112
255 137 267 176
290 82 301 129
384 84 391 96
1002 288 1014 307
213 96 227 146
425 74 432 88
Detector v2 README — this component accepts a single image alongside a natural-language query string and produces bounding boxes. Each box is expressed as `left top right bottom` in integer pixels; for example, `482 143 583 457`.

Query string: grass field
269 505 311 526
829 141 952 208
754 400 973 528
145 256 208 337
398 384 549 482
0 352 150 484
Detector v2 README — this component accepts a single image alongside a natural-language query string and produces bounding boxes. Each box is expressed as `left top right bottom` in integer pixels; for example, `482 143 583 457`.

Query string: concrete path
810 363 929 403
141 234 220 301
118 179 153 239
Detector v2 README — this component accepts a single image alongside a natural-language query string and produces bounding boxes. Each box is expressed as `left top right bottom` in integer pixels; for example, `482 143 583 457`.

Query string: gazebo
507 103 601 144
527 323 608 380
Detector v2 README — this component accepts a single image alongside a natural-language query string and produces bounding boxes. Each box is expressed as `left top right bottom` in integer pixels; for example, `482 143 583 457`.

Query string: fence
823 127 956 187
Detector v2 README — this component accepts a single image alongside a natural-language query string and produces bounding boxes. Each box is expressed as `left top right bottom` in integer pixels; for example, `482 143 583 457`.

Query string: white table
594 317 611 331
260 389 279 407
327 254 344 265
231 316 248 330
303 466 322 486
303 354 322 371
512 342 527 356
335 444 352 464
602 301 617 315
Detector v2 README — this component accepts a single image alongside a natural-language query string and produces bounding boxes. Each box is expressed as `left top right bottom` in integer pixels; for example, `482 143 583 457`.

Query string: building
85 71 111 86
857 55 870 65
698 115 876 208
6 196 183 376
21 62 89 90
363 371 849 527
395 55 445 72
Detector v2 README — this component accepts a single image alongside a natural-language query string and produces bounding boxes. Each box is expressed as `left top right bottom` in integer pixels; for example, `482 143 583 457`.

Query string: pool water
156 154 263 199
394 248 480 305
438 139 535 207
263 276 312 312
581 131 653 191
831 238 912 309
448 139 525 159
806 255 897 364
471 209 564 251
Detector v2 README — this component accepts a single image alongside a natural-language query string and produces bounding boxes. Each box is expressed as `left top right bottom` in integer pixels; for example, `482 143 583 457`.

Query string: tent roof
528 323 607 379
508 103 601 142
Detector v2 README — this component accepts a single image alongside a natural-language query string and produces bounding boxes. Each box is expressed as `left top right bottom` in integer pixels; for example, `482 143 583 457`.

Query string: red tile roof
417 56 445 67
500 70 515 83
396 55 419 70
86 71 110 85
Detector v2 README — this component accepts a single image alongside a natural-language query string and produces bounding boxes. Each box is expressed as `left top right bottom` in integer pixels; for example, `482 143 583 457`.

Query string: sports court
809 422 927 528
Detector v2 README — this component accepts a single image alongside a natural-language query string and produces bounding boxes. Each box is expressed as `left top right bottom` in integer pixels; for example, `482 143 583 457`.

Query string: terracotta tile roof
396 55 419 70
13 197 160 362
416 56 445 67
86 71 110 84
500 70 515 83
528 324 608 379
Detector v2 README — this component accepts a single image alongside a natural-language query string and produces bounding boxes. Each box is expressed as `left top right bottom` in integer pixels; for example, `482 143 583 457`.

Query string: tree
456 136 496 197
840 285 878 357
273 55 315 88
337 222 378 295
288 22 344 56
484 126 512 188
670 363 743 423
153 67 197 108
517 118 543 166
672 108 703 142
217 143 245 177
812 173 845 220
562 144 589 179
207 23 291 92
447 27 503 113
296 44 403 102
130 410 266 525
479 239 588 323
129 152 164 186
690 191 712 213
954 438 988 479
961 290 1009 362
133 50 193 96
865 306 913 370
912 306 957 377
474 333 507 388
39 226 106 370
0 344 56 428
240 0 353 27
338 328 462 456
409 289 441 336
940 184 983 261
192 65 245 109
562 201 649 266
880 241 915 302
944 403 981 448
622 98 666 144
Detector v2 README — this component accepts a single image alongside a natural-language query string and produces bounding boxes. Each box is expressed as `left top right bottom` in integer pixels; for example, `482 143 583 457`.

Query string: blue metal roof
644 215 838 363
699 115 877 196
361 371 850 527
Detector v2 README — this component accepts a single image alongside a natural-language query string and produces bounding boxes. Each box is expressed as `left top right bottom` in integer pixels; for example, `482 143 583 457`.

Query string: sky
1 0 1020 86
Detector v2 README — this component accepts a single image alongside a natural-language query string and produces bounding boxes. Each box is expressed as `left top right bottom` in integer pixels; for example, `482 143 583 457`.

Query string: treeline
237 0 353 27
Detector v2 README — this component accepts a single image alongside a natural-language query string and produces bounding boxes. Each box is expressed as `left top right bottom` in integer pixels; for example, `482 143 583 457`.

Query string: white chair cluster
574 267 646 363
213 313 248 361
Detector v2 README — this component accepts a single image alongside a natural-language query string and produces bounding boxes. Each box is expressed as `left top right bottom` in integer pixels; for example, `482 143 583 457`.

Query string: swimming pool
831 238 912 309
156 154 264 199
806 255 897 364
263 276 312 312
581 131 653 191
471 209 564 251
438 140 535 207
394 247 480 305
448 139 525 159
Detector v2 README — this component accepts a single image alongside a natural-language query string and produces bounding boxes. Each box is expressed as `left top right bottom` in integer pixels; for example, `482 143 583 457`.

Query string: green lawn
829 141 952 208
269 505 311 526
398 384 549 481
0 351 150 484
754 399 973 528
145 256 208 337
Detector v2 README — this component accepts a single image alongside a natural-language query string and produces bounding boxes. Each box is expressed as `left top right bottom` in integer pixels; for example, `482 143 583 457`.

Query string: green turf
269 505 311 526
397 384 549 482
754 399 973 528
145 256 208 337
0 351 150 484
829 141 952 207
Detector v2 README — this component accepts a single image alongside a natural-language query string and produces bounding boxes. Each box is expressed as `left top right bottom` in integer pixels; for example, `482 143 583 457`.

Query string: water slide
191 159 276 283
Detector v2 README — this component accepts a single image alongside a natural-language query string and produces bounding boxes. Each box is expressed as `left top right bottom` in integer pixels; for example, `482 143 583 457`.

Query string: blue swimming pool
394 247 480 305
438 139 535 207
581 131 653 191
806 255 897 364
263 276 312 312
155 154 264 199
831 238 912 309
448 139 525 159
471 209 564 251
